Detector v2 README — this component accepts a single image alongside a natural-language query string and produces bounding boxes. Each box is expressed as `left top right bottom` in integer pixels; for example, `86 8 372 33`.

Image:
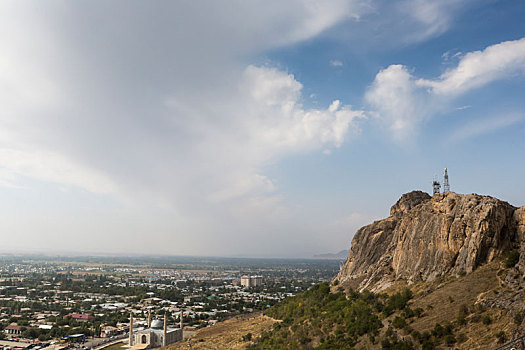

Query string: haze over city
1 1 524 257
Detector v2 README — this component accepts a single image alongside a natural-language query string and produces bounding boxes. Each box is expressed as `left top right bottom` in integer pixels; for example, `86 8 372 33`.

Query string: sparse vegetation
176 258 519 349
496 331 506 343
247 281 479 349
248 283 385 348
456 304 469 325
392 316 407 329
169 258 520 349
504 250 520 268
482 315 492 325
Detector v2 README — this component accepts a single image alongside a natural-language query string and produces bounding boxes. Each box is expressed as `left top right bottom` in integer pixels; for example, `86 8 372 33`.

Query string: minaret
162 313 167 347
147 310 151 328
443 168 450 193
180 310 184 341
129 313 133 347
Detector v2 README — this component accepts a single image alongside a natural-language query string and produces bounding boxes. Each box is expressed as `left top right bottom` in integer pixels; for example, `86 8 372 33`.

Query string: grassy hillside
246 260 522 349
165 313 275 350
248 283 416 349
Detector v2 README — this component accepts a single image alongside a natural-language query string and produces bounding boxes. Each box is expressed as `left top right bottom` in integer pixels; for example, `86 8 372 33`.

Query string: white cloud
330 59 343 67
197 65 365 202
208 174 276 202
0 1 369 256
448 113 525 142
442 49 463 62
0 148 116 194
418 37 525 95
0 0 501 256
365 65 432 139
326 0 470 49
398 0 468 43
241 66 365 153
0 168 24 189
366 37 525 139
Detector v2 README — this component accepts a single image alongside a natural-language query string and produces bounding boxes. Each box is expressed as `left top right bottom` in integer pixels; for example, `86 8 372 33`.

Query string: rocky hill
169 191 525 349
334 191 524 292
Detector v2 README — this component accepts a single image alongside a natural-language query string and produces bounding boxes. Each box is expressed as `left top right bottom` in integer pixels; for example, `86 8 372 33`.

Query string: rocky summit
335 191 525 292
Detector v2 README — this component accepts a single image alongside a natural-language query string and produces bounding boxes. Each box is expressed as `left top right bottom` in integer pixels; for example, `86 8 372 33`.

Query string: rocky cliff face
515 206 525 271
334 191 521 291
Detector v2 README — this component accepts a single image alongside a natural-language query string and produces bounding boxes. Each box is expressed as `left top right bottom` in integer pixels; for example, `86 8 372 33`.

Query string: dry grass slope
164 313 275 350
163 260 520 349
410 262 500 329
380 261 518 349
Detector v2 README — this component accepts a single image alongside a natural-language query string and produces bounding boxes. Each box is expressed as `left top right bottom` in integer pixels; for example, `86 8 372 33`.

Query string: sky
1 0 524 258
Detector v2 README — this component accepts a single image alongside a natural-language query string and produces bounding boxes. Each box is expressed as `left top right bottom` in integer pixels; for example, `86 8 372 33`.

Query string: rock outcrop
334 191 520 291
515 206 525 271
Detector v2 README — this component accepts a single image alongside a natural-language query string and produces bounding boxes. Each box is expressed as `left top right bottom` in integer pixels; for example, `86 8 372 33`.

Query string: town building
252 276 263 286
240 275 263 287
64 313 95 322
129 313 182 349
100 325 119 338
240 275 250 287
4 324 22 335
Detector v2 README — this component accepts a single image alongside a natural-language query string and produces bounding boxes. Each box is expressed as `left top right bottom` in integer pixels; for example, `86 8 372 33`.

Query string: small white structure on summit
432 168 451 196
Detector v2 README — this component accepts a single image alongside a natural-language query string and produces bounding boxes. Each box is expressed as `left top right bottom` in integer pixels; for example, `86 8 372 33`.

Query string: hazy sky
1 1 525 257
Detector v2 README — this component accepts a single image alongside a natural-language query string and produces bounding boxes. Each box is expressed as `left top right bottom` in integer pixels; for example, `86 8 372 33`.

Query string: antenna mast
432 176 441 196
443 168 450 193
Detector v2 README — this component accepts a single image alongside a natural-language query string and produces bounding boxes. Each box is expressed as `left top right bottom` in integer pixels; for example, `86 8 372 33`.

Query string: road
81 333 128 350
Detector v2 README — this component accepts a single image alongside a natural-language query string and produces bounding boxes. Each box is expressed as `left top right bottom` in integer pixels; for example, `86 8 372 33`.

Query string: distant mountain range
313 249 348 260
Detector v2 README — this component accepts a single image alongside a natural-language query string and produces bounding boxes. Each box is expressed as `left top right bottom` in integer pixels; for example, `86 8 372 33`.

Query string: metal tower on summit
443 168 450 193
432 177 441 196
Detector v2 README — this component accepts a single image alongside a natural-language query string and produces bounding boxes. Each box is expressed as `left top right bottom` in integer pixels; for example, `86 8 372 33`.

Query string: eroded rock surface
515 206 525 272
334 191 519 291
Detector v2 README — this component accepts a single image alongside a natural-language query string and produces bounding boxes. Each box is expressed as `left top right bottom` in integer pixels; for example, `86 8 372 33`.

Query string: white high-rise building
240 275 263 287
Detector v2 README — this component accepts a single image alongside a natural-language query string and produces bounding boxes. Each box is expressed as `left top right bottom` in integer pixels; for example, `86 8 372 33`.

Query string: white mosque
129 312 182 349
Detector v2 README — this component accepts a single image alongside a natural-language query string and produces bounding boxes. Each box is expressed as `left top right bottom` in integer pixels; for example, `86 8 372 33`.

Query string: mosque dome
151 320 163 329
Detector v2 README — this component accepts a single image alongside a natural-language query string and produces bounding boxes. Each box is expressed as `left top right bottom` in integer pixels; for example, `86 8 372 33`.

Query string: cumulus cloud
418 37 525 95
0 1 368 255
176 65 365 204
0 0 493 256
366 37 525 139
241 66 364 151
365 65 431 139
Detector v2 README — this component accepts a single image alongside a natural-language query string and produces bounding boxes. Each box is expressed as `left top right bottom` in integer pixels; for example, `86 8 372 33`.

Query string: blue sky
0 1 524 257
